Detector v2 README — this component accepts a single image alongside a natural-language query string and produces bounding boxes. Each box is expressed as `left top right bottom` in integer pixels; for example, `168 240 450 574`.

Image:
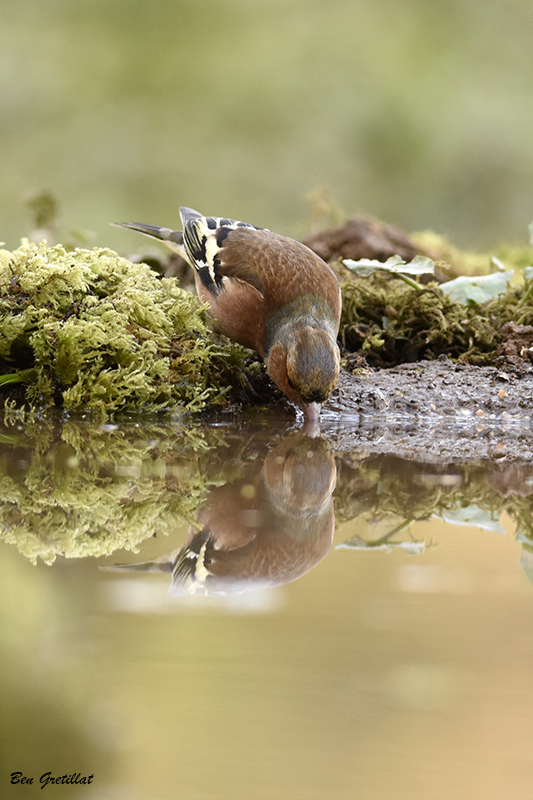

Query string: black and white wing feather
114 207 267 296
179 206 266 295
170 527 214 595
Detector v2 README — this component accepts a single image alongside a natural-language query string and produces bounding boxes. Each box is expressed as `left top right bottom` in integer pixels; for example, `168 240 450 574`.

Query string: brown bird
116 207 341 421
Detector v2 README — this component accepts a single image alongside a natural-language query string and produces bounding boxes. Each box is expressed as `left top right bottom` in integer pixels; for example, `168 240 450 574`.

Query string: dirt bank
321 359 533 463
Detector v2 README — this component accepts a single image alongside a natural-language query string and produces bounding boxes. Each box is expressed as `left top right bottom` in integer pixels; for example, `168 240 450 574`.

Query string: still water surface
1 413 533 799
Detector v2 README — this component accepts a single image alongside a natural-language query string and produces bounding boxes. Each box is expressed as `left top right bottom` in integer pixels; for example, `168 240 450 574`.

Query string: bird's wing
180 206 267 296
170 526 215 595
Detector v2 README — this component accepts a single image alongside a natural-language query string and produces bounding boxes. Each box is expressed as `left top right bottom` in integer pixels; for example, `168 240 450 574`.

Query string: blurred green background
2 0 533 251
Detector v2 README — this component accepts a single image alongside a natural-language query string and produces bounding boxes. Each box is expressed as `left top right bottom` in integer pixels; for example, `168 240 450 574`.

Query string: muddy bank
321 359 533 463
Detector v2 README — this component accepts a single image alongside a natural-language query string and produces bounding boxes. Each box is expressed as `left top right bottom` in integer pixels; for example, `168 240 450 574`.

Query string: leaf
438 504 505 534
519 549 533 584
343 254 435 278
399 541 427 555
0 373 23 387
490 256 507 272
439 271 513 305
523 266 533 281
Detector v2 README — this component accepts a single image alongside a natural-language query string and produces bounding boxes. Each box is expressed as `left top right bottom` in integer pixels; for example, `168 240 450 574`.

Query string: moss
0 240 258 415
3 230 533 414
492 243 533 272
410 230 533 277
339 266 533 367
338 225 533 368
340 273 491 365
411 230 492 277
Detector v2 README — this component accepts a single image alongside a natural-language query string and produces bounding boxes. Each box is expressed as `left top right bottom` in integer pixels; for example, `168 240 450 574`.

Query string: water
1 413 533 799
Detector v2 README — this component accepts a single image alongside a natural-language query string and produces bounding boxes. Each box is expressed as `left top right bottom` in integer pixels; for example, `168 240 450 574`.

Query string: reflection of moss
334 454 533 567
0 413 288 566
0 240 259 415
334 456 533 583
505 500 533 545
335 455 533 546
0 414 229 564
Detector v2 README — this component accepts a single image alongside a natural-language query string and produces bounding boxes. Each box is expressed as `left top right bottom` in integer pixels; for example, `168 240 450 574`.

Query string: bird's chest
195 275 268 355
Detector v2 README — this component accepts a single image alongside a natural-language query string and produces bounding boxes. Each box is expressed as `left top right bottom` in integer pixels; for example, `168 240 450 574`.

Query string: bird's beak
303 401 321 421
301 402 321 436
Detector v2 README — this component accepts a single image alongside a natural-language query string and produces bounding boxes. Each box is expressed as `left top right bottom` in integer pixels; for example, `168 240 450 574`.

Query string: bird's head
266 324 340 422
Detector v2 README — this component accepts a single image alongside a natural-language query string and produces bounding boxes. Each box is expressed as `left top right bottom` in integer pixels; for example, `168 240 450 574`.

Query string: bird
115 207 341 422
103 431 336 596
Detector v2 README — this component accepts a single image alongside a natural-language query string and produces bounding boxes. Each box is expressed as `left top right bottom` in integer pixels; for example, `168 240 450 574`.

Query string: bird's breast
194 272 267 355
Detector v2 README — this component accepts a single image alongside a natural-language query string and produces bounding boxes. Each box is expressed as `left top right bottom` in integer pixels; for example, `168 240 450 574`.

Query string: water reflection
3 414 533 798
110 432 336 595
1 413 533 589
334 453 533 583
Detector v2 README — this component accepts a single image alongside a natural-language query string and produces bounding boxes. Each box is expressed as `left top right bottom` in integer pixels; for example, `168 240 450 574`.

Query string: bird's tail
112 221 185 257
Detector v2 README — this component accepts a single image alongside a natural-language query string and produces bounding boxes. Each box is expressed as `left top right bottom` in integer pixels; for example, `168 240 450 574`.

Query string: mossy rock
0 240 260 415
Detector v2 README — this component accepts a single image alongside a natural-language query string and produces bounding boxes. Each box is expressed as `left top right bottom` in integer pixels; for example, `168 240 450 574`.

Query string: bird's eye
287 377 295 389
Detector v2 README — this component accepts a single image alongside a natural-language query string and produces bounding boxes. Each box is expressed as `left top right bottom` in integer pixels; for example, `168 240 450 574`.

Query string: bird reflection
111 431 336 595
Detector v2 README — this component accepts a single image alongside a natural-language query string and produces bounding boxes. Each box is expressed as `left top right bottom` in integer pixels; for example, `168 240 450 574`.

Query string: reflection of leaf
519 549 533 584
336 535 425 554
439 505 505 534
400 541 426 555
343 255 435 289
440 271 513 304
336 519 423 554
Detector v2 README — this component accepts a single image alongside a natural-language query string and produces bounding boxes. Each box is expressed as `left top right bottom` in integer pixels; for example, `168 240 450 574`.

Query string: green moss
3 231 532 412
340 273 492 365
339 265 533 367
492 243 533 272
0 240 257 415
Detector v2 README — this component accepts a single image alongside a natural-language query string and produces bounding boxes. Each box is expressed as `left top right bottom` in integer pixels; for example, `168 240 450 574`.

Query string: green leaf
343 255 435 291
490 256 507 272
0 373 23 387
439 271 513 304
